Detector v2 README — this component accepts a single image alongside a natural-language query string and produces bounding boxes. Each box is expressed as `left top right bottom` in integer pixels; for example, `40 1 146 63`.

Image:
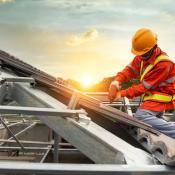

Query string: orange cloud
0 0 14 3
66 29 98 46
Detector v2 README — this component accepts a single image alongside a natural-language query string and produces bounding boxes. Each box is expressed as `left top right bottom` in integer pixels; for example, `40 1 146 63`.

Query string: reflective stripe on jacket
140 55 175 102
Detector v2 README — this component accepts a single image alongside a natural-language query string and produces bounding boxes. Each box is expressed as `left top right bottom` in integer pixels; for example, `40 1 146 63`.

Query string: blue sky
0 0 175 84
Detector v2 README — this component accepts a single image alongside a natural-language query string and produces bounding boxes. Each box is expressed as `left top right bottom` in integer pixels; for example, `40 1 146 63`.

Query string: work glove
108 80 120 103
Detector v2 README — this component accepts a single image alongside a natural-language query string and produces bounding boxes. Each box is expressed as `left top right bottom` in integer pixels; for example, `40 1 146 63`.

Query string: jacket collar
139 47 164 65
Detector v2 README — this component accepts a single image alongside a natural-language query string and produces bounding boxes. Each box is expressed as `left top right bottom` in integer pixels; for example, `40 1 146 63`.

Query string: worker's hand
115 91 121 101
108 80 120 103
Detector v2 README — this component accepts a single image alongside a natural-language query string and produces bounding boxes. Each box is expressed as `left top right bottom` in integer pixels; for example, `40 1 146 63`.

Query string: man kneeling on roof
108 28 175 139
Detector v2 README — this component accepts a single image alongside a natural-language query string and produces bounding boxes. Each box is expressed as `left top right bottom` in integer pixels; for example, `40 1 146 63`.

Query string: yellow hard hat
131 28 157 55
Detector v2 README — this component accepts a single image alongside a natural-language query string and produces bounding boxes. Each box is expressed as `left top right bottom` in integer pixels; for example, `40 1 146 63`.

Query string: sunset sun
80 75 93 87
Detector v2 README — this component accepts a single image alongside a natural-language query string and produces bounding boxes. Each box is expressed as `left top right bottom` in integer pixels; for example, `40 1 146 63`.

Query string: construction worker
108 28 175 139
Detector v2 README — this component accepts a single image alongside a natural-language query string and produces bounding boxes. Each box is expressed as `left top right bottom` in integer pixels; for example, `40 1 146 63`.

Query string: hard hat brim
131 47 151 56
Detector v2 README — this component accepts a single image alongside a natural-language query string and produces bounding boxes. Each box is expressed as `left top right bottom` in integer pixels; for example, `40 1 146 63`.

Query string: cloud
0 0 14 3
66 29 99 46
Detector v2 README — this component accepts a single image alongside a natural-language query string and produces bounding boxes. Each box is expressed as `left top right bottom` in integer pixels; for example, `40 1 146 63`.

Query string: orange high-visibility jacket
115 47 175 112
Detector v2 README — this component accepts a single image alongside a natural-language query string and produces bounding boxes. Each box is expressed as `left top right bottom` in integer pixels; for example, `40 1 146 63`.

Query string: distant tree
67 79 81 89
57 77 139 92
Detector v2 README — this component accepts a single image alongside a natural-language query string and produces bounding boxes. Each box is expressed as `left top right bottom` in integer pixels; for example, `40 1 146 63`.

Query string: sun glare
80 75 93 87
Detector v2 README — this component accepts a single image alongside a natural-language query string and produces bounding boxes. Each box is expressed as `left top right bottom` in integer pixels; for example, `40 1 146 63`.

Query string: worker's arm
108 56 141 102
120 61 174 99
115 56 141 83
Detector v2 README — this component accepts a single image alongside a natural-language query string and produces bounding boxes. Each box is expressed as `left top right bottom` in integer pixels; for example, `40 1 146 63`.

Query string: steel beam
0 162 173 175
9 83 154 165
40 146 52 163
0 84 8 104
0 156 36 161
53 132 60 163
0 146 51 151
0 146 77 152
0 105 84 119
0 139 71 147
0 139 53 145
2 77 35 83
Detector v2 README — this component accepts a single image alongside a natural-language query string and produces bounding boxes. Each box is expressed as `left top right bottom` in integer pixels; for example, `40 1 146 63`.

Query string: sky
0 0 175 84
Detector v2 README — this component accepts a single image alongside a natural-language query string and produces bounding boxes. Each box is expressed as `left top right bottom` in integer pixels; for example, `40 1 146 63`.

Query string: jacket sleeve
120 61 174 99
115 56 140 83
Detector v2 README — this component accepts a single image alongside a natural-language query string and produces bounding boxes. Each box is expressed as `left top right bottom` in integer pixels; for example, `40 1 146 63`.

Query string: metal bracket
0 77 35 84
68 91 80 109
123 97 133 116
68 91 91 124
78 113 91 125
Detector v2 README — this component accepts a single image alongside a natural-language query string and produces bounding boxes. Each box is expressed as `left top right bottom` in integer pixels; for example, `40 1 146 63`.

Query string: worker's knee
134 109 156 120
135 109 175 139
